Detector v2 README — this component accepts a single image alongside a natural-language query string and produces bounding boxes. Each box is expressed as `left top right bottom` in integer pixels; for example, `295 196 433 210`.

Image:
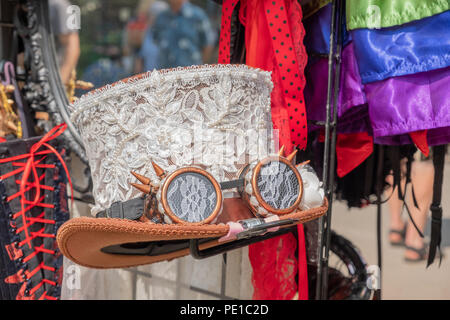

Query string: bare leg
404 160 434 259
386 164 407 244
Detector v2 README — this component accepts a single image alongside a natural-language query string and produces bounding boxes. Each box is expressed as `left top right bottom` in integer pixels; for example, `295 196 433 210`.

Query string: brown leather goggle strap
95 178 247 219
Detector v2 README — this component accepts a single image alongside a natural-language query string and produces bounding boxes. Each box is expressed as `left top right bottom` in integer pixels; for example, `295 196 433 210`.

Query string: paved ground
331 157 450 300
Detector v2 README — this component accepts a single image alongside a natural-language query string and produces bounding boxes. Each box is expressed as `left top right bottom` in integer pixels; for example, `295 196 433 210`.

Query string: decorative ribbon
218 1 239 64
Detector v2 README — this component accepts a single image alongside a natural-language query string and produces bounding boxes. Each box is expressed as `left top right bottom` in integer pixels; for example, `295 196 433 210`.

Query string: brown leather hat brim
57 199 328 269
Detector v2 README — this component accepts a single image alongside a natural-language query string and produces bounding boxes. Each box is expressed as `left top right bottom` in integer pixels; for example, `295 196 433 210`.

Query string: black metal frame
189 224 297 259
13 0 87 161
374 146 384 300
314 0 344 300
4 0 94 196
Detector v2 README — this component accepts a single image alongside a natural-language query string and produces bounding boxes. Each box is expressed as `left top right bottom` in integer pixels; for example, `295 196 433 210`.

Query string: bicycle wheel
308 230 373 300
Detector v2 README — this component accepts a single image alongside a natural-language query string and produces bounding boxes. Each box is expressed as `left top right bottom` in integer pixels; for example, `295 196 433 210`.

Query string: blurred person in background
134 1 169 73
152 0 215 69
79 1 153 91
79 32 128 91
387 155 435 262
49 0 80 85
123 0 154 73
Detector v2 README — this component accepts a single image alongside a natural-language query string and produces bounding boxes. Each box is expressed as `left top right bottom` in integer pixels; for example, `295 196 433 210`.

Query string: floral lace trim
70 64 273 122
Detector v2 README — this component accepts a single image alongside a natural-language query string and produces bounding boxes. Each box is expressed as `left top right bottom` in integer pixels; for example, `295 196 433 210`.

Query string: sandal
404 245 427 262
389 225 406 247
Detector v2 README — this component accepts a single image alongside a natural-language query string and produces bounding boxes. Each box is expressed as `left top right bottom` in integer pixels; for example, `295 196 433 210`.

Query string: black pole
375 202 382 299
315 0 343 300
374 146 384 300
319 0 344 300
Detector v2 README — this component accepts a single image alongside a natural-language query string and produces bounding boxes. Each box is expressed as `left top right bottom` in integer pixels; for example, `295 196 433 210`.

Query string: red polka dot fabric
218 1 238 64
219 0 308 150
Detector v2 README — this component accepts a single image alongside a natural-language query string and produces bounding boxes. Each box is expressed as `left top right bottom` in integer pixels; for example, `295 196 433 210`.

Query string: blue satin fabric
303 3 351 55
351 9 450 84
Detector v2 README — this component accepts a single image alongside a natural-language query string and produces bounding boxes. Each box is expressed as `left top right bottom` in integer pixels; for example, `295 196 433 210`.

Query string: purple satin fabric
374 127 450 146
365 66 450 139
304 43 367 124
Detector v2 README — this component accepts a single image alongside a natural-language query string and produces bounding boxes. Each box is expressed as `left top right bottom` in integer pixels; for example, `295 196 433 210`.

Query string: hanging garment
351 9 450 84
302 2 450 180
303 40 373 177
303 2 449 266
303 3 450 147
305 41 450 147
219 0 309 152
306 39 450 147
244 0 309 300
346 0 450 30
305 41 450 159
335 144 417 208
375 127 450 148
304 42 367 127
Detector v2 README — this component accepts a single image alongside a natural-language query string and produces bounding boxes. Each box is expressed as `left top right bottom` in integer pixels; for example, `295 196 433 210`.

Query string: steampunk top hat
57 65 327 269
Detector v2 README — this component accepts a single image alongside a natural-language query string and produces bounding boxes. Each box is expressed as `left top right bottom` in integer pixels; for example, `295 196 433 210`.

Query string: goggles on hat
130 147 303 225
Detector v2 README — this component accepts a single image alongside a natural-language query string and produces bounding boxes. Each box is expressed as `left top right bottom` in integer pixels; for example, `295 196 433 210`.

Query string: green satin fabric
346 0 450 30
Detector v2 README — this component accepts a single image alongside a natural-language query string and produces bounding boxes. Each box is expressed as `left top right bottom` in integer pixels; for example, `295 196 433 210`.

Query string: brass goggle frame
131 147 303 225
